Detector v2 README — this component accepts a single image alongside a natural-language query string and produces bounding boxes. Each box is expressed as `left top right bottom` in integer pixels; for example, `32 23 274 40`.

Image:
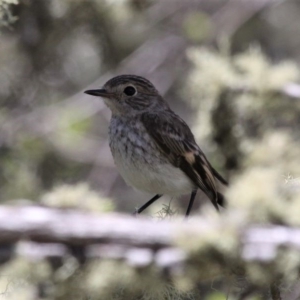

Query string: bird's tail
217 192 226 208
211 166 228 186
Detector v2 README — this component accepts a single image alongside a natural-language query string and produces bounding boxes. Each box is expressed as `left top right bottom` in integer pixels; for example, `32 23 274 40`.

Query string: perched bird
85 75 228 216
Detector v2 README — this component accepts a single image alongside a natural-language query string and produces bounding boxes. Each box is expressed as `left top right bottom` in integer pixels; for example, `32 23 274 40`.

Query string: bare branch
0 205 299 271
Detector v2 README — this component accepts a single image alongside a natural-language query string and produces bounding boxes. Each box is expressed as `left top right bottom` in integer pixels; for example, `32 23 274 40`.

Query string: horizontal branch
0 206 299 270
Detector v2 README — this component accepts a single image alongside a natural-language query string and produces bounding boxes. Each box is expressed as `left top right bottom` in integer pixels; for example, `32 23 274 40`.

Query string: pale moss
53 256 80 283
172 274 197 297
187 48 237 100
41 183 114 213
281 184 300 226
226 167 283 222
84 260 130 297
174 214 240 290
275 249 300 283
85 260 150 299
186 48 235 139
52 263 86 300
187 45 300 229
0 0 18 28
177 208 239 255
234 47 299 91
186 48 237 141
141 283 197 300
83 259 201 300
154 203 178 220
186 46 300 157
226 131 300 225
246 131 300 175
149 198 179 220
0 257 51 300
245 262 274 286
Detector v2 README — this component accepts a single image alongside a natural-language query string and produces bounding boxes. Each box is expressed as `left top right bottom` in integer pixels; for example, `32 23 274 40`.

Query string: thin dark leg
185 189 197 217
133 194 163 215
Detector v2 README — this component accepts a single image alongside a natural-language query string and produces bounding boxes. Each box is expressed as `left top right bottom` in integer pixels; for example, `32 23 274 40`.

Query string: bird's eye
123 86 136 96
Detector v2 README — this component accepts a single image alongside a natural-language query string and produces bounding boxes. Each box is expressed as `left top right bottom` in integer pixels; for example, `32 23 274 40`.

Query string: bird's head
84 75 169 115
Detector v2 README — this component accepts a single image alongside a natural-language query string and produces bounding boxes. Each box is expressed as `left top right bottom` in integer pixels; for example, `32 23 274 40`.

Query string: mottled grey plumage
85 75 227 215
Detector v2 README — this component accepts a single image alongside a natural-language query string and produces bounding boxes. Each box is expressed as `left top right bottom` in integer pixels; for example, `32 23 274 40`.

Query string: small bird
85 75 228 216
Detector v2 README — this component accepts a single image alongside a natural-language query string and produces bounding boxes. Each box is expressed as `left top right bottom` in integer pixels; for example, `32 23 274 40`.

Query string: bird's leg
133 194 163 215
185 189 197 217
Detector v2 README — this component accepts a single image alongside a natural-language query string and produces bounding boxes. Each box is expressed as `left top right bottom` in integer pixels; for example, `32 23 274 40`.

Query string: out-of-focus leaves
0 0 18 28
182 11 212 42
41 182 114 212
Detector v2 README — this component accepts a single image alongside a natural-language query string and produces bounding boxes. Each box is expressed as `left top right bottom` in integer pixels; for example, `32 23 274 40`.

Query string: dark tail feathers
217 192 226 208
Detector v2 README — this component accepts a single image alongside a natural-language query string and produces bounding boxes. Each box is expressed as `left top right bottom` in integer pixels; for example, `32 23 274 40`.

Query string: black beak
84 89 112 97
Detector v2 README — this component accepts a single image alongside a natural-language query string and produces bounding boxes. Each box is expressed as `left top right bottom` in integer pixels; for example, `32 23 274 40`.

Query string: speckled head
84 74 168 115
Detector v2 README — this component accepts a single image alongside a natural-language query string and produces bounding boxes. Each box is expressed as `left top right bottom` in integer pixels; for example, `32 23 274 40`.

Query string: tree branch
0 205 299 269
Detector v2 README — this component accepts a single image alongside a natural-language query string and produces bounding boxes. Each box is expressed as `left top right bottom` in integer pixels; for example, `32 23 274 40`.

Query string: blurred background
1 0 300 214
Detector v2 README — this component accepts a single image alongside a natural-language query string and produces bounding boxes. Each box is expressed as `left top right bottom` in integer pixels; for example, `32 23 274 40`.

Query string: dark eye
123 86 136 96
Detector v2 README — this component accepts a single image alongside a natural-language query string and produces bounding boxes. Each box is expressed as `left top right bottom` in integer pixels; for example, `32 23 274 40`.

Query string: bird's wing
141 111 225 210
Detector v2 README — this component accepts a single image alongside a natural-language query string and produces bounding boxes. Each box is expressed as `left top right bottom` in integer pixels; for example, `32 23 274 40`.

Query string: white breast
109 117 194 196
114 153 194 196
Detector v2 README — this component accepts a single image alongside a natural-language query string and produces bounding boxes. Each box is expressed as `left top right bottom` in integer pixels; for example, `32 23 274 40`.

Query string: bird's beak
84 89 113 98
